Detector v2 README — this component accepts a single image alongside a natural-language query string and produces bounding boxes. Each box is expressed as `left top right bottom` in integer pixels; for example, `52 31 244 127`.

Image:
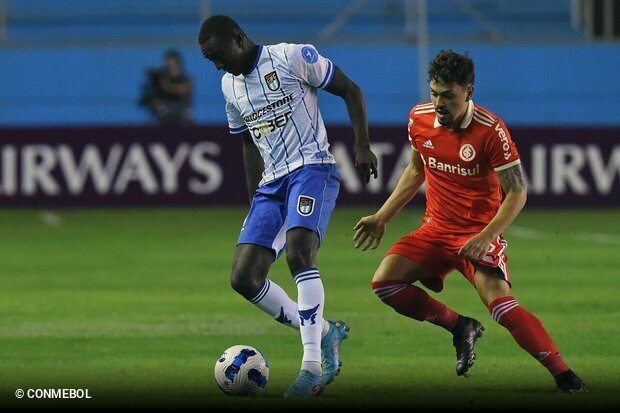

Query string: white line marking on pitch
510 226 620 245
40 211 62 227
573 231 620 245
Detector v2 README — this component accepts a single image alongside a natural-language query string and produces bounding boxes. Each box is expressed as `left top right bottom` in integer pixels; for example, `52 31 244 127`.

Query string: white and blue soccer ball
214 345 269 396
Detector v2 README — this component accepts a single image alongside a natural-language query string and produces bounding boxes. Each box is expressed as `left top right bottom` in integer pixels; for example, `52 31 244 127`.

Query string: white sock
294 267 325 376
249 280 330 337
249 279 300 329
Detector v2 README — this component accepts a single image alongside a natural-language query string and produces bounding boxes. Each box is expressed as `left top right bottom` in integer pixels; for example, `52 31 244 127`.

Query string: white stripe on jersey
414 108 436 114
222 43 336 186
475 108 496 123
473 114 494 127
494 159 521 172
415 102 434 110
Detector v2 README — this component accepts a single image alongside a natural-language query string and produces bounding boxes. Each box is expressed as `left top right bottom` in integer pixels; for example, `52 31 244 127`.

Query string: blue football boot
283 369 325 398
321 320 350 385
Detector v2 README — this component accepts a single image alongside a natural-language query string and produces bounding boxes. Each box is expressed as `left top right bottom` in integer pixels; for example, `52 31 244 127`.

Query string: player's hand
458 233 494 262
353 215 385 251
354 146 378 183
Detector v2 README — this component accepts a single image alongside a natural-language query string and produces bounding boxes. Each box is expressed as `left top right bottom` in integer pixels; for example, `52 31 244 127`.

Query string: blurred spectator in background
139 49 193 124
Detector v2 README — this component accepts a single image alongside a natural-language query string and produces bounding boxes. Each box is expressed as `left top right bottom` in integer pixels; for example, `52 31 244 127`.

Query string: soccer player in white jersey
198 16 378 397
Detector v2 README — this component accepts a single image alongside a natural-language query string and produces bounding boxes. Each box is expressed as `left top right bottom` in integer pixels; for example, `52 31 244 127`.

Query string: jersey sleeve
408 107 419 151
486 118 520 171
284 44 334 89
221 78 248 135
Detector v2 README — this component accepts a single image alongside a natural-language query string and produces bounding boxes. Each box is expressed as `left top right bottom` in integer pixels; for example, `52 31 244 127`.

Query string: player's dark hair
428 50 475 86
198 15 243 44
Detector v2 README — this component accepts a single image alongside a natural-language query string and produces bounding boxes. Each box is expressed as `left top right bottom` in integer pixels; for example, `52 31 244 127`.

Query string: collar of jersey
244 45 263 76
433 100 474 129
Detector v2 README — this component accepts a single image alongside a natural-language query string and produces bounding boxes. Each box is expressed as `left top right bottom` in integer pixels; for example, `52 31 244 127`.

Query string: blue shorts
237 164 341 257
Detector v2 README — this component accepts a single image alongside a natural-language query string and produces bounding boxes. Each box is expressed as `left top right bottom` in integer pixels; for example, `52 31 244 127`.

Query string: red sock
489 296 569 377
372 280 459 331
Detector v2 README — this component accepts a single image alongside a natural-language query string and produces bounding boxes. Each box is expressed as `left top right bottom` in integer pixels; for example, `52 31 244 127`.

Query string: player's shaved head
198 15 243 44
428 50 475 87
198 15 257 76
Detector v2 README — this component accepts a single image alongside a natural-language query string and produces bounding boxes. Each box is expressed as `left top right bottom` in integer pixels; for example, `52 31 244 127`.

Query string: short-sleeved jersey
221 43 336 186
408 100 521 229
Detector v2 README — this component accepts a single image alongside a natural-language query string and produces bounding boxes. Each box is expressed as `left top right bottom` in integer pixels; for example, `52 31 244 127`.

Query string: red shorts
386 221 511 292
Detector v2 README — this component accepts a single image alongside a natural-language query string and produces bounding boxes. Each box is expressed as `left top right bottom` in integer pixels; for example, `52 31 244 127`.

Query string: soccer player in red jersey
353 50 586 393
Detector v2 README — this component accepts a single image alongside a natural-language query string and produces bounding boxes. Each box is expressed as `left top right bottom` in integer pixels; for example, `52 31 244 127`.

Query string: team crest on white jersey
459 144 476 161
297 195 315 216
264 71 280 91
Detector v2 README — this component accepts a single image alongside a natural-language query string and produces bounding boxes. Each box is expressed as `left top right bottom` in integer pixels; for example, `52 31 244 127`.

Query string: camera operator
139 50 193 124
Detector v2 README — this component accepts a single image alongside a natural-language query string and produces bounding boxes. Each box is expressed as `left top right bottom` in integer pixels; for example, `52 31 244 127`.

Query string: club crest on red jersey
459 144 476 161
297 195 315 216
264 71 280 91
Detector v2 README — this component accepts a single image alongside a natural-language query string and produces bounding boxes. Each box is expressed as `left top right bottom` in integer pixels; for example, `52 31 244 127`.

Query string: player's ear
232 30 244 48
466 85 474 101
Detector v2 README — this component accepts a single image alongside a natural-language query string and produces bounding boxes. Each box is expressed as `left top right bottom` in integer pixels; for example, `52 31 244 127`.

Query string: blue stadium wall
1 43 620 127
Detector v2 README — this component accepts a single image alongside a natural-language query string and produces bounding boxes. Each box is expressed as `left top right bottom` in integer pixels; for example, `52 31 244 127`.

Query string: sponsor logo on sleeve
301 46 318 63
494 123 512 160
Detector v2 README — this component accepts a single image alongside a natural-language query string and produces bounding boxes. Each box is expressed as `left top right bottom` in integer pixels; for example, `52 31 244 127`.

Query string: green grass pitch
0 207 619 411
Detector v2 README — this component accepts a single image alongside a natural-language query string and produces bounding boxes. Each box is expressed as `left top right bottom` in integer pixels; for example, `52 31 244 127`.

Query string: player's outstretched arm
354 149 426 251
459 164 527 261
241 131 264 204
325 66 378 183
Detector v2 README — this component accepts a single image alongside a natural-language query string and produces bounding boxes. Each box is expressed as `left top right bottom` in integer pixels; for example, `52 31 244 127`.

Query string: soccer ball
214 345 269 396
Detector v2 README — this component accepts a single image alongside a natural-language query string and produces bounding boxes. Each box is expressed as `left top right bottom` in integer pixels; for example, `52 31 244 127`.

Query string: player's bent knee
230 271 264 300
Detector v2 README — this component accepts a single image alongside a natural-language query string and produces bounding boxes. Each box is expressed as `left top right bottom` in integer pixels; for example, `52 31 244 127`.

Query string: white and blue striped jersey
221 43 336 186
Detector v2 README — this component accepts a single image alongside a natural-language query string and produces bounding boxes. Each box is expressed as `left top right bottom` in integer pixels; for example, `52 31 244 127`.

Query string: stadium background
1 0 619 410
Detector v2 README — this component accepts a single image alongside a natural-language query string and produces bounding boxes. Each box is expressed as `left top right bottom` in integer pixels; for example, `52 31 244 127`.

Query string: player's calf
371 280 460 330
230 244 273 299
489 296 570 376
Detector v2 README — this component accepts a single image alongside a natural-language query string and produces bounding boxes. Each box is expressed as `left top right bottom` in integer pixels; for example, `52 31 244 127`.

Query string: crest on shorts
459 143 476 161
297 195 315 216
264 71 280 91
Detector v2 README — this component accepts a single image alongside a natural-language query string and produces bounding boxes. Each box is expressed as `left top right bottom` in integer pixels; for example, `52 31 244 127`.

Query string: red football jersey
408 100 521 230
